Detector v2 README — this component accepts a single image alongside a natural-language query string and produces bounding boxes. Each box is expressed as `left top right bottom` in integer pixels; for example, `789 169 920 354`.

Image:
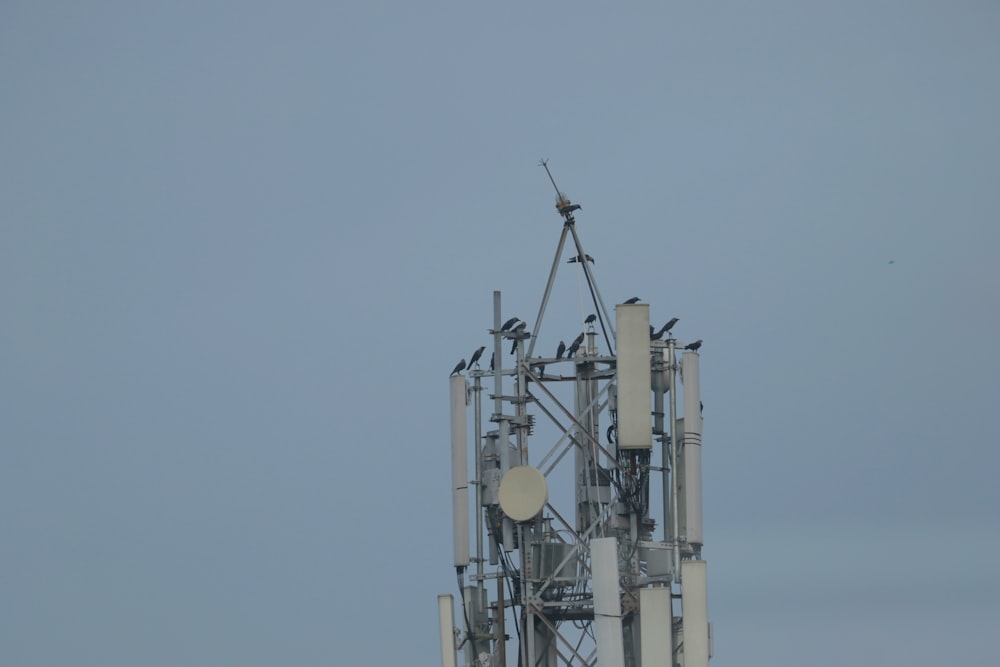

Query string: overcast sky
3 2 999 665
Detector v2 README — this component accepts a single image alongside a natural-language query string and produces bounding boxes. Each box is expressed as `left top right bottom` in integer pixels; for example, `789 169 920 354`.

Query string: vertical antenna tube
473 376 484 586
496 576 506 666
438 594 458 667
668 339 680 577
682 351 703 547
451 375 470 568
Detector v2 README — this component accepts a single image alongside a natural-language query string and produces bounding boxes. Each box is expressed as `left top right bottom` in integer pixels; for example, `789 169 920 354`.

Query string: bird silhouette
650 325 663 341
566 340 581 357
500 317 519 332
468 346 486 368
489 353 495 371
450 359 467 376
684 339 703 352
584 313 597 325
571 332 585 348
624 297 641 304
555 340 566 359
660 318 679 336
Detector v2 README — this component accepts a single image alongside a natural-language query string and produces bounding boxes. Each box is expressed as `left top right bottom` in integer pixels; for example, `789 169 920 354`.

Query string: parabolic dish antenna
498 465 548 521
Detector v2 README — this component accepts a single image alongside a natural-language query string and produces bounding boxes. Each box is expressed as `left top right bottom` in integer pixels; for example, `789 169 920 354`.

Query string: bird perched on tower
684 339 703 351
468 346 486 368
500 317 520 332
623 297 641 304
450 359 467 376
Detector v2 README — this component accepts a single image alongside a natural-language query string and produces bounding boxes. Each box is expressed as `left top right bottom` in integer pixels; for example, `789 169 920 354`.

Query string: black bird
450 359 467 376
468 346 486 368
659 317 679 336
566 340 581 357
700 400 704 415
555 340 566 359
512 321 527 333
510 338 518 355
684 339 703 351
584 313 597 325
500 317 519 332
567 254 595 264
650 325 663 341
572 332 585 348
624 297 641 304
489 353 495 371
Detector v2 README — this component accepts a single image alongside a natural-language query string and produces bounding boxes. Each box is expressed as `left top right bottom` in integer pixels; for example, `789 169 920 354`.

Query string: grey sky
2 2 998 665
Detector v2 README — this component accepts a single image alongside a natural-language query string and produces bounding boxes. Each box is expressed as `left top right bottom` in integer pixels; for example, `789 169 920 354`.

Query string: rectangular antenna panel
592 537 626 667
640 587 672 665
437 594 457 667
450 375 470 567
681 560 710 667
615 304 652 449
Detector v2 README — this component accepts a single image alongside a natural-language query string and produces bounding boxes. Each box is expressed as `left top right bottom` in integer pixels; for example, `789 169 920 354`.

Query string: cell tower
439 163 711 667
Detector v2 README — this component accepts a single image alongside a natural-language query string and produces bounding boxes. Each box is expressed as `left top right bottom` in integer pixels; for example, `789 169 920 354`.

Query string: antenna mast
438 166 712 667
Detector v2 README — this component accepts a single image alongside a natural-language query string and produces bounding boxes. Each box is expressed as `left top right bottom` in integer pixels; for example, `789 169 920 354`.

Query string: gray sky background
3 2 999 665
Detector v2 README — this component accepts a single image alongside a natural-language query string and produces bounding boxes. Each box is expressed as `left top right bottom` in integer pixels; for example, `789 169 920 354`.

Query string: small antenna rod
538 158 581 219
539 158 561 196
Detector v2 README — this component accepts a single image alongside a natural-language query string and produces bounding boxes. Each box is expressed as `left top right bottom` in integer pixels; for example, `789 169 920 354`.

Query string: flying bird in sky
468 346 486 368
556 340 566 359
500 317 520 332
684 339 703 351
450 359 467 376
624 297 641 304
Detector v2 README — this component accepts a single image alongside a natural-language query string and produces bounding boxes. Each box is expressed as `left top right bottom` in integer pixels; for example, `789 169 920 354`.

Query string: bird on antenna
555 340 566 359
571 332 585 348
468 346 486 368
450 359 467 376
660 318 679 337
684 339 703 352
584 313 597 325
500 317 520 332
650 325 663 341
623 297 641 305
489 353 495 371
566 339 581 358
509 322 527 355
